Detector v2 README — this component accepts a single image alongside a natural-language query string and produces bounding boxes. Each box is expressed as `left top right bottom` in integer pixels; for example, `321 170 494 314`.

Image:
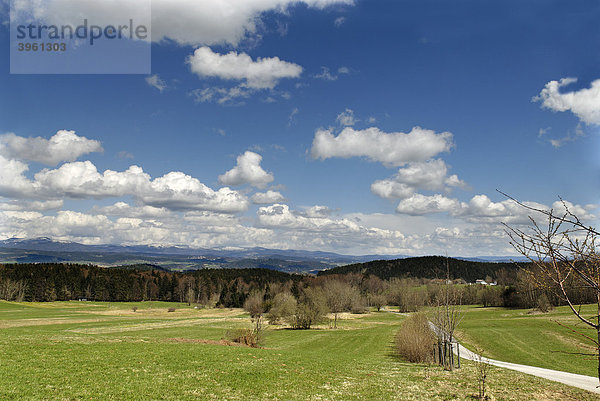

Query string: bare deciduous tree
323 280 353 328
185 283 195 306
502 192 600 382
266 291 297 325
363 276 388 311
243 291 266 336
0 278 26 301
369 293 388 312
474 348 490 400
431 259 463 370
288 287 328 329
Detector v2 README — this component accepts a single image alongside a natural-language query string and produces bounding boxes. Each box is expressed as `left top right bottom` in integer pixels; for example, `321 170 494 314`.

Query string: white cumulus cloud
395 194 461 215
188 47 302 89
142 171 249 213
0 155 34 198
0 156 249 214
13 0 354 47
34 162 150 199
311 126 454 167
151 0 355 46
393 192 596 228
534 77 600 125
219 151 274 189
0 130 103 166
371 159 466 199
257 203 357 231
251 190 286 204
371 181 415 200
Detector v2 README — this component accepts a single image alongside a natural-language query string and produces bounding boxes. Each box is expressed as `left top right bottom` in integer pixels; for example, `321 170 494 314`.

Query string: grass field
457 304 598 377
0 301 597 400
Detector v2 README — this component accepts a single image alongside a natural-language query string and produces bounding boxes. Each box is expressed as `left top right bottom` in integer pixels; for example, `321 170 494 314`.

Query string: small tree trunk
597 292 600 384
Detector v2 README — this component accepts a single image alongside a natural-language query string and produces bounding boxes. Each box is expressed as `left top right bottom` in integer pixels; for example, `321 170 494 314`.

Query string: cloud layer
0 132 249 213
394 192 595 224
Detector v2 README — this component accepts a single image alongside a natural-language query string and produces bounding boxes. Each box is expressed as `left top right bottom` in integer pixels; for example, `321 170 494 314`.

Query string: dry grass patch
0 317 108 329
166 337 249 347
326 312 372 320
68 318 219 334
82 307 245 318
545 331 596 353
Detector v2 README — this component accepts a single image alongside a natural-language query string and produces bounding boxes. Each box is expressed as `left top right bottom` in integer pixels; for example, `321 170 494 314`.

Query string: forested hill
317 256 522 282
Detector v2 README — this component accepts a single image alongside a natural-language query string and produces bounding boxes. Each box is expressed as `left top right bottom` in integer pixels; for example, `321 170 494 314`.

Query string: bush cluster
225 328 261 348
395 313 436 363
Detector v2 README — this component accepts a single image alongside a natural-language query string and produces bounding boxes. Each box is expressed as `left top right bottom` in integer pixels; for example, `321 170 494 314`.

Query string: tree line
0 261 594 311
0 263 301 305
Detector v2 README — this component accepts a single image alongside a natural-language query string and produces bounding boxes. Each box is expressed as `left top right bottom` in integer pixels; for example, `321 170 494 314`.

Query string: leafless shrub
350 293 369 314
474 349 490 400
225 328 260 348
536 293 553 313
395 312 436 363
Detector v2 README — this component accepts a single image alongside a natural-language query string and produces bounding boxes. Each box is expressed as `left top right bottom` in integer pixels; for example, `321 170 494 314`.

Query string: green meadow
0 301 597 400
457 305 598 377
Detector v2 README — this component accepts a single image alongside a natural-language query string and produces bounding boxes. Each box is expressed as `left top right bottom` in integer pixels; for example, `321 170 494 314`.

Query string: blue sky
0 0 599 256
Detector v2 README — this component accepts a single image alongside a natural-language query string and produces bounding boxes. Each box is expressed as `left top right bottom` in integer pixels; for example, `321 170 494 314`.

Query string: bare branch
553 320 599 345
497 190 599 236
501 191 600 383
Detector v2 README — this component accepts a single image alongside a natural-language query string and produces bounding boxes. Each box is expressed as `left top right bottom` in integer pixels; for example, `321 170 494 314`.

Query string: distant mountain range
0 237 525 274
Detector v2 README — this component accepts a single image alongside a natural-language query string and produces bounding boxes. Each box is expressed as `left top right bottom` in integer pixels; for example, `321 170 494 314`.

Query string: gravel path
424 320 600 394
455 341 600 394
